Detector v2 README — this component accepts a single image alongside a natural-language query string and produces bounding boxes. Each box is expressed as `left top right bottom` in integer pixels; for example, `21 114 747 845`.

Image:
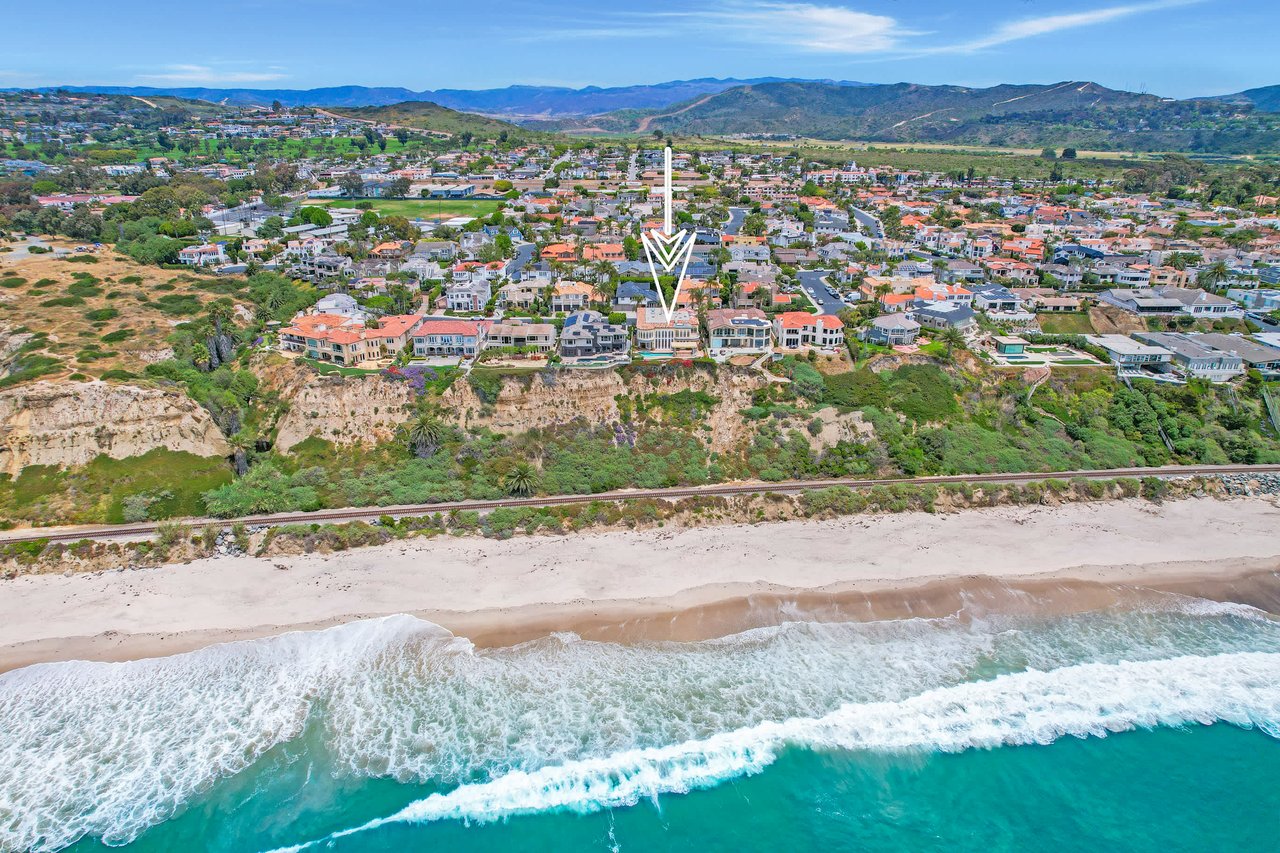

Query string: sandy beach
2 496 1279 671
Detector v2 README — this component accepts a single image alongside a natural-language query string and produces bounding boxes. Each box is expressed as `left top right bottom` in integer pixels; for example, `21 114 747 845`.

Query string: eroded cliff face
259 358 417 452
442 367 768 453
0 381 231 475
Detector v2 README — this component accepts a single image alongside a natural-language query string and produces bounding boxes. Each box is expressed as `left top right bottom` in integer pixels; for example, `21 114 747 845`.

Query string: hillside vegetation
0 249 239 386
327 101 535 140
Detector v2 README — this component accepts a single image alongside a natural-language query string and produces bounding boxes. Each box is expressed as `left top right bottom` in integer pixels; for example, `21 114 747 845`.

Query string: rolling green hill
326 100 540 140
567 81 1280 154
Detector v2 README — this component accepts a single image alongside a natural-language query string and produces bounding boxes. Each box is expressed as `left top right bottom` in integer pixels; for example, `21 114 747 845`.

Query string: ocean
2 594 1280 852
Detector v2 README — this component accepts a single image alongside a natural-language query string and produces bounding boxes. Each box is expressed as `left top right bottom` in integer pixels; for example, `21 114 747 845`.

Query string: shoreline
2 496 1279 672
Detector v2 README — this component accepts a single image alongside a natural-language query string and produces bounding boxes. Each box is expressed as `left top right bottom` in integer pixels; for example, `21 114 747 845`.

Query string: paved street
796 269 847 315
723 207 748 235
850 207 883 237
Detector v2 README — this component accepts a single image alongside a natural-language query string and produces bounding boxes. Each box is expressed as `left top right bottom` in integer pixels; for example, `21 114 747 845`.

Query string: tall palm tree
401 415 448 459
939 327 965 358
501 461 538 496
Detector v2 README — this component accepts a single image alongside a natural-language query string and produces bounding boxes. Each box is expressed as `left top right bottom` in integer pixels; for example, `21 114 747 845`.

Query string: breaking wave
1 601 1278 852
273 650 1280 851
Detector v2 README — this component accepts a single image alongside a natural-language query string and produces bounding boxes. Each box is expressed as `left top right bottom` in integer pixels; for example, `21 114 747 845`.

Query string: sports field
301 198 503 221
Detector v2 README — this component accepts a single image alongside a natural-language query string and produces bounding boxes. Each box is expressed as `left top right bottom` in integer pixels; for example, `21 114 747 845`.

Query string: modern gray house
865 314 921 346
559 310 630 359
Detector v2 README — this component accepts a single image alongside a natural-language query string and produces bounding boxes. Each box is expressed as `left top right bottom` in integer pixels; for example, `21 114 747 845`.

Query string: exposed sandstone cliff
258 358 417 452
442 367 768 453
0 381 230 475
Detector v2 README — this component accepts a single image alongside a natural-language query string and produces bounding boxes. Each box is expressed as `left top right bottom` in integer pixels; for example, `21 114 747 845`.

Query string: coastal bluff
258 357 416 453
443 366 768 453
0 380 230 476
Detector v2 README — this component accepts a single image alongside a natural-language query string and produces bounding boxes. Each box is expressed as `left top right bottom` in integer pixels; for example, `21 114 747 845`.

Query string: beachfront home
706 308 773 362
913 302 977 333
559 311 630 359
1132 332 1245 382
865 314 920 347
773 312 845 350
485 318 558 353
412 318 489 358
1193 333 1280 378
1086 334 1175 378
635 307 701 356
280 313 423 367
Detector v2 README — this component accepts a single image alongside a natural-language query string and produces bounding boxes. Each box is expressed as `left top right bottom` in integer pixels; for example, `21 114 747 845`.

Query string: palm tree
501 461 538 496
939 327 965 359
401 415 448 459
1197 261 1231 292
206 299 236 336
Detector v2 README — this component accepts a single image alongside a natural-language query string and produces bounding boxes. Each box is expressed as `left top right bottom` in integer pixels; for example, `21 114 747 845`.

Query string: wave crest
277 651 1280 851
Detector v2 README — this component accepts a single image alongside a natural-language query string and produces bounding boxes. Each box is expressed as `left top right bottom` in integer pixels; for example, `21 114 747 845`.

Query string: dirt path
130 95 159 109
637 93 719 133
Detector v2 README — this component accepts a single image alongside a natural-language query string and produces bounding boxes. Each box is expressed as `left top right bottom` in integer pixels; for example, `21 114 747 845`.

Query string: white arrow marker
640 146 697 323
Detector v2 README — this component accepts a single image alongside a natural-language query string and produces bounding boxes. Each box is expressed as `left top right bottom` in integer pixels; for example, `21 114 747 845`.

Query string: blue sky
2 0 1275 97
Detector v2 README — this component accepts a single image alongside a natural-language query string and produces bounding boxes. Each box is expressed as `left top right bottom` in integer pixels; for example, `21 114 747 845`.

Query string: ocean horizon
3 595 1279 851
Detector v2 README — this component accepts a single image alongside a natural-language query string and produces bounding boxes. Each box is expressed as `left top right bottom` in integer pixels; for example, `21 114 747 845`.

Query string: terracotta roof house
280 313 423 367
582 242 626 262
540 243 578 263
412 318 490 358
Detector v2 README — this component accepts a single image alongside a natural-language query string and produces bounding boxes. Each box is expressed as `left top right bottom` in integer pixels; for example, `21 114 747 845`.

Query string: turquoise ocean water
3 595 1280 852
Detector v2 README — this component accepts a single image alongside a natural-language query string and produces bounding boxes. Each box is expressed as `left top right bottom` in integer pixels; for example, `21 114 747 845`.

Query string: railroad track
3 464 1278 545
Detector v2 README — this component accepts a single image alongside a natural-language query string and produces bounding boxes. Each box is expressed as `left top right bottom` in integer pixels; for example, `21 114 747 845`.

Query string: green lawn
303 198 503 221
1037 312 1096 335
300 357 384 377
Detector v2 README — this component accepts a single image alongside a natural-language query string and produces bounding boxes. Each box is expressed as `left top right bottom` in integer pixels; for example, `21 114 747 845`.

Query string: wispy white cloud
518 2 913 51
520 0 1201 59
930 0 1203 53
710 2 918 53
136 64 287 84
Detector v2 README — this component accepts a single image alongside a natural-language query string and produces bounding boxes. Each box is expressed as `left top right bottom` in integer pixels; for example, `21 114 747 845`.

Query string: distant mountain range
22 78 872 116
12 77 1280 153
537 80 1280 154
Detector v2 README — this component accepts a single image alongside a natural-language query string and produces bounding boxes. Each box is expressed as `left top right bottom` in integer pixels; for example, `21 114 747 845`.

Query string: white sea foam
1 602 1277 852
275 650 1280 852
0 615 439 852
